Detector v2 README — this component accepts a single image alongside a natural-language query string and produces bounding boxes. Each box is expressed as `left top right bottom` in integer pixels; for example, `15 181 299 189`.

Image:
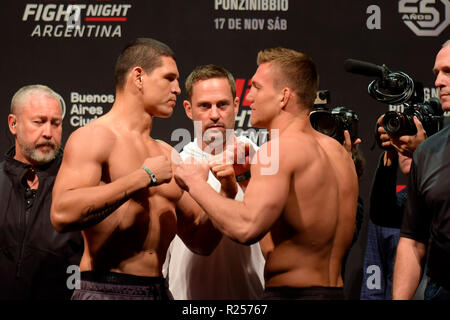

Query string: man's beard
18 140 59 165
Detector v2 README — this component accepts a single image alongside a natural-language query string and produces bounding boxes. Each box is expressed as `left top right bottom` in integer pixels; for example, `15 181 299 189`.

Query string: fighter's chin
249 115 263 128
159 111 174 118
157 108 175 118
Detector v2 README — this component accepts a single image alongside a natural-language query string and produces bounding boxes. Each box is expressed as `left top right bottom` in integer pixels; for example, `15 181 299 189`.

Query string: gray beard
19 141 59 165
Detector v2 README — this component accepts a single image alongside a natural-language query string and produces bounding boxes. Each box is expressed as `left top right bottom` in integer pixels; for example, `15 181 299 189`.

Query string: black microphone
345 58 412 96
344 59 385 78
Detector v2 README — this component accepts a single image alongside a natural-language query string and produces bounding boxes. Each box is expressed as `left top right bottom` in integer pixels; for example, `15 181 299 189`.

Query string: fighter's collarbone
112 134 167 158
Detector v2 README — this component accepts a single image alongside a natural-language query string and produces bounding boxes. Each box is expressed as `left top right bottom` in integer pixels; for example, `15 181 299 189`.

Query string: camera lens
314 113 336 137
382 111 405 137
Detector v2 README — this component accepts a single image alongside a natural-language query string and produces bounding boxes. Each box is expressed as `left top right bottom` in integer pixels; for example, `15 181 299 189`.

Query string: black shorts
71 271 173 300
262 286 344 300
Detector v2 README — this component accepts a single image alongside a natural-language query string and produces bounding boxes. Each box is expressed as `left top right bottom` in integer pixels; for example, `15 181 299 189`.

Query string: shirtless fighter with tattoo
50 38 221 300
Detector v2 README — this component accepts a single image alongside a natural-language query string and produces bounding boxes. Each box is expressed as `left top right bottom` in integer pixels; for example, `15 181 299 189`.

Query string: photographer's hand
377 115 393 149
390 116 427 157
383 149 397 167
343 130 361 157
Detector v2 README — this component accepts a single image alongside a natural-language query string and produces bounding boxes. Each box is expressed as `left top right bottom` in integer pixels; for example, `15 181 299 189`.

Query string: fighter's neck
110 97 153 134
268 113 310 137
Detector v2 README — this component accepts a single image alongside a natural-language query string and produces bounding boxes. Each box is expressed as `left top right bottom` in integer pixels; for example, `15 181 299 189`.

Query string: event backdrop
0 0 449 298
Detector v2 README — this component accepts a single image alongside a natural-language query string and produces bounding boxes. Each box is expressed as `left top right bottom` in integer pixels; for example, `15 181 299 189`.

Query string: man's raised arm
175 141 289 245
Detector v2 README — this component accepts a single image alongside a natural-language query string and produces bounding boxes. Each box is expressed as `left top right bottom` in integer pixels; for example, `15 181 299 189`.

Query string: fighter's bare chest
109 137 158 166
105 138 181 201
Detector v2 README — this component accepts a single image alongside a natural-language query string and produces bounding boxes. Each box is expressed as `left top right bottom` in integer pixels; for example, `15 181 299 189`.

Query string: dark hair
257 47 319 108
185 64 236 101
352 145 366 178
114 38 175 89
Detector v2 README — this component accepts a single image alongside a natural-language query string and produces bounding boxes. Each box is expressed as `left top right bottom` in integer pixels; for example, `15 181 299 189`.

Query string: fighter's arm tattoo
77 191 131 229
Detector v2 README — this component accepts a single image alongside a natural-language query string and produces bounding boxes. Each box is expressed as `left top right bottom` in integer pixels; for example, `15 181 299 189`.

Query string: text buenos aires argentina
22 3 131 38
69 92 114 127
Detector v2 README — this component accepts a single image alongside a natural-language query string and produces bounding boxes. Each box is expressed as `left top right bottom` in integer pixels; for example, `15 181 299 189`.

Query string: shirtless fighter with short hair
175 47 359 300
50 38 221 300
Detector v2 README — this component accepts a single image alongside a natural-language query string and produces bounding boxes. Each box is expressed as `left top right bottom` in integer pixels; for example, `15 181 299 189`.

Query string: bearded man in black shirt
0 85 83 299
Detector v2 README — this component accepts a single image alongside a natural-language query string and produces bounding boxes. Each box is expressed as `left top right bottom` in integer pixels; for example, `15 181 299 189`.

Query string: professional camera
344 59 443 139
310 90 359 144
382 97 443 137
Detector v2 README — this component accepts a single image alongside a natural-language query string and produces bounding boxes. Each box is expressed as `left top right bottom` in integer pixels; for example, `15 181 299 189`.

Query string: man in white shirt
163 64 265 299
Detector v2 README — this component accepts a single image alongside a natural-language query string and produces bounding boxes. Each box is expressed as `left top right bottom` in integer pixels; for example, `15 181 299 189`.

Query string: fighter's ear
234 96 240 115
183 100 193 120
280 87 291 109
8 114 17 135
131 66 144 90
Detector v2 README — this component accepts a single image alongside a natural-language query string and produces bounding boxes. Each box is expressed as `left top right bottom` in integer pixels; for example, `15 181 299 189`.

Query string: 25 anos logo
399 0 450 36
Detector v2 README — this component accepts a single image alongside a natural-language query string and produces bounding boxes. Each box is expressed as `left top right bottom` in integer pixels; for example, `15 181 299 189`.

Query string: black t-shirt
370 152 407 229
400 125 450 288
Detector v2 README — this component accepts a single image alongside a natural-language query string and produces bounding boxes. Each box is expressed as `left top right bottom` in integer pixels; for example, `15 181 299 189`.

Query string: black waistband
80 271 165 286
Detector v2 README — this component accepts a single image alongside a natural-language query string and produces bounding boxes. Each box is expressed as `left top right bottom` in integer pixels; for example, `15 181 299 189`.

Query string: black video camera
382 97 443 137
310 90 359 144
344 59 443 139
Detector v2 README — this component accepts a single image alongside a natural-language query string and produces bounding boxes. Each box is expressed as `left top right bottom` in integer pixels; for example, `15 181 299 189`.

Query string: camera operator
360 147 426 299
393 40 450 300
376 115 427 158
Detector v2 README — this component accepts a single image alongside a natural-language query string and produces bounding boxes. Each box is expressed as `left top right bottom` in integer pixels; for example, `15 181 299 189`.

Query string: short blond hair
257 47 319 108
